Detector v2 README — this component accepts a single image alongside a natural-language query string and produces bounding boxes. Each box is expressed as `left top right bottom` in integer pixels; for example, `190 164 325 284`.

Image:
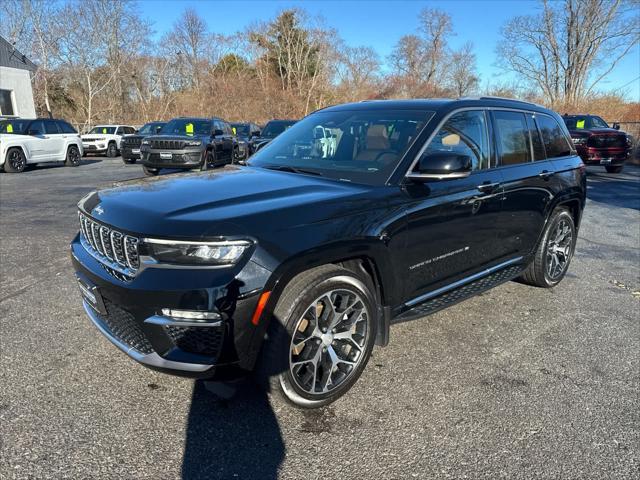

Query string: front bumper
83 143 107 153
71 234 271 379
141 148 204 169
121 146 141 159
576 146 629 165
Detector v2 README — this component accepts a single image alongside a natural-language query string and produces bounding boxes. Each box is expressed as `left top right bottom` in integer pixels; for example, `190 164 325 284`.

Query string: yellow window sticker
102 127 107 134
7 124 13 133
576 120 585 129
186 123 194 136
232 127 236 135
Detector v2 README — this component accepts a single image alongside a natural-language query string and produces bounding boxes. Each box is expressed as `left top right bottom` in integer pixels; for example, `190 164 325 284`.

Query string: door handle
477 182 500 193
538 170 555 179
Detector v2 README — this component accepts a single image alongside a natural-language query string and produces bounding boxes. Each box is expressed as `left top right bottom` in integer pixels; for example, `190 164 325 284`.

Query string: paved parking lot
1 157 638 479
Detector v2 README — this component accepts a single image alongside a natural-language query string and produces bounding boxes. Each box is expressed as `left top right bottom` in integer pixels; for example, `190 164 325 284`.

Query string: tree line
1 0 638 130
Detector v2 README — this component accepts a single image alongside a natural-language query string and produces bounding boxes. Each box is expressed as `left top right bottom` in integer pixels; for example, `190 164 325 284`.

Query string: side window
44 120 60 134
526 114 546 161
58 121 77 134
115 127 122 135
28 120 45 135
493 111 531 166
126 127 135 134
224 122 233 135
536 115 573 158
422 110 489 171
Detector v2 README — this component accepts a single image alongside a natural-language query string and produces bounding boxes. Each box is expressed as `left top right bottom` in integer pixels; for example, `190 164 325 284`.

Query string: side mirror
612 122 620 130
408 151 473 180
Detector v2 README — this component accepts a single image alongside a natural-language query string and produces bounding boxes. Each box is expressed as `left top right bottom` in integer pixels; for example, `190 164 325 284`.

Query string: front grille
78 212 140 276
122 137 142 147
165 325 224 358
151 139 186 150
588 134 627 148
100 299 154 354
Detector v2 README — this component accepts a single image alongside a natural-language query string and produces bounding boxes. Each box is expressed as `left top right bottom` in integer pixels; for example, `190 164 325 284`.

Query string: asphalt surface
1 157 638 479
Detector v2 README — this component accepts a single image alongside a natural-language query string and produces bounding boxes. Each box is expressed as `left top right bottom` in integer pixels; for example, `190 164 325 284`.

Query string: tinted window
44 120 60 134
58 121 77 133
89 126 116 134
28 120 45 135
526 114 545 161
422 110 489 171
162 119 212 136
262 121 296 138
493 111 531 166
537 115 572 158
224 122 233 135
0 119 30 134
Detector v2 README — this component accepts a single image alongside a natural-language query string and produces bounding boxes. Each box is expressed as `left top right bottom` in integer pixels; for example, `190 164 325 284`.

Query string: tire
65 145 81 167
106 142 118 158
142 165 159 176
520 208 576 288
200 151 214 171
3 148 27 173
605 165 623 174
123 158 136 164
255 265 377 408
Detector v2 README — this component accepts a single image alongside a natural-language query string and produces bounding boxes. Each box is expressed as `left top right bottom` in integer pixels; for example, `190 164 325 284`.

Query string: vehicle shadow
586 168 640 210
182 381 285 480
181 317 289 480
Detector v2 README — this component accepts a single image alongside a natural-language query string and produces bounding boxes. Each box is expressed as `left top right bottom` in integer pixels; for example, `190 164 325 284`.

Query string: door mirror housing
408 151 473 181
612 122 620 130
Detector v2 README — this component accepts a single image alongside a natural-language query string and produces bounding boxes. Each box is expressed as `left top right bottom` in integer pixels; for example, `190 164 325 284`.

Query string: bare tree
336 45 381 101
448 42 479 97
498 0 640 106
163 8 209 90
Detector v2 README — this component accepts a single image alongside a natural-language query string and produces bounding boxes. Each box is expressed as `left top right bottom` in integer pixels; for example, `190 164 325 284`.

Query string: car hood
145 134 208 141
82 134 112 140
80 166 374 238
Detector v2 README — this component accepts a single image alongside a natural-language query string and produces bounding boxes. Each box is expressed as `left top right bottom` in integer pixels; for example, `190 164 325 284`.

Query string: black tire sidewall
143 166 159 176
542 210 576 286
274 271 377 407
107 143 117 157
5 148 26 173
66 146 80 166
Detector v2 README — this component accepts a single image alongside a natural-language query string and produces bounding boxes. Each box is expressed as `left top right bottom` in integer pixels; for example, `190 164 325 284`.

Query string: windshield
563 116 609 130
0 119 31 134
161 118 212 136
139 122 165 135
232 124 250 136
248 110 433 185
262 121 296 138
89 126 116 134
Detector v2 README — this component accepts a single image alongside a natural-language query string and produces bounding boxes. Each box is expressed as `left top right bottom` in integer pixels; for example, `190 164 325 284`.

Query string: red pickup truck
562 114 632 173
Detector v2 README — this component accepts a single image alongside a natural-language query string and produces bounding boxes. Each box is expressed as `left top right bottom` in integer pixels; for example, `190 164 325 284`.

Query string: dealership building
0 35 36 118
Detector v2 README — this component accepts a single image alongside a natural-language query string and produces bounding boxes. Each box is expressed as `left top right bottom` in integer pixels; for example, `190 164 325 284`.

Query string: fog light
161 308 221 321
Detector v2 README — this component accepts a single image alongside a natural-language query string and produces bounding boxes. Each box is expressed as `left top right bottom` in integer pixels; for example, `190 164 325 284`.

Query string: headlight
140 238 251 266
185 140 202 147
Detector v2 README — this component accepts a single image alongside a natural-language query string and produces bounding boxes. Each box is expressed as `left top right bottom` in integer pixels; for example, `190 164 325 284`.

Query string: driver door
400 109 506 303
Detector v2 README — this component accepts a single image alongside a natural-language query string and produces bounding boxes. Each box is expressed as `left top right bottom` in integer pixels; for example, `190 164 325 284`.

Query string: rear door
43 119 66 160
490 110 561 259
401 109 506 303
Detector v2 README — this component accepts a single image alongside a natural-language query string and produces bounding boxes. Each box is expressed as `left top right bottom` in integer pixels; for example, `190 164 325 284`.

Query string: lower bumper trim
82 300 212 372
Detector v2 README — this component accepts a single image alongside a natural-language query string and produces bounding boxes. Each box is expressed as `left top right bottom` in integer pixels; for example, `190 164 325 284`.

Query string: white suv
81 125 136 157
0 118 84 173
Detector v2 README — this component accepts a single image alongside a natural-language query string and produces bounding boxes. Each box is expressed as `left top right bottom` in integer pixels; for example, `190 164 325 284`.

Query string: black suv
231 122 261 162
140 117 237 176
121 121 166 164
71 98 586 408
249 119 296 154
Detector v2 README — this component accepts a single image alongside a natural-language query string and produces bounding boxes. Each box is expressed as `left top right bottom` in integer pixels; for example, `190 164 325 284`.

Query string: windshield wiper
262 164 323 176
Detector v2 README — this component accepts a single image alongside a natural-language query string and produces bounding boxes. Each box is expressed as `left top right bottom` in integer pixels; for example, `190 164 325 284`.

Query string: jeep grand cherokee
71 98 586 408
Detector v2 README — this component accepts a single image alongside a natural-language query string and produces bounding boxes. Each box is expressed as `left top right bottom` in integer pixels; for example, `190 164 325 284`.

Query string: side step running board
393 264 525 324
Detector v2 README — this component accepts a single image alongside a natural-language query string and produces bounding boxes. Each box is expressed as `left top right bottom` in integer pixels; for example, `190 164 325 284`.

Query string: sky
138 0 640 99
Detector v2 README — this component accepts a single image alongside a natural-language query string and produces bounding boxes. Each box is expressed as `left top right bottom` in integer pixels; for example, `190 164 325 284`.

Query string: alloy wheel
546 218 573 280
68 147 80 165
288 289 369 395
8 150 26 171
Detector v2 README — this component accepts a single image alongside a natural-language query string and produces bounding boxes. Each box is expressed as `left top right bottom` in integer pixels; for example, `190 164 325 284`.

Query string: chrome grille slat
78 212 140 278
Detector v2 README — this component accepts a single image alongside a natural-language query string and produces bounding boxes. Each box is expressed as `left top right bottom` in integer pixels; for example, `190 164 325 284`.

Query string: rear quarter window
536 115 573 158
493 111 532 166
58 121 77 134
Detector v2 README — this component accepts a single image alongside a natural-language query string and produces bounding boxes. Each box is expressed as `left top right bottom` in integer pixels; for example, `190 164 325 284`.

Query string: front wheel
256 265 377 408
142 165 159 176
3 148 27 173
106 142 118 157
520 208 576 288
65 145 81 167
605 165 623 174
200 151 214 171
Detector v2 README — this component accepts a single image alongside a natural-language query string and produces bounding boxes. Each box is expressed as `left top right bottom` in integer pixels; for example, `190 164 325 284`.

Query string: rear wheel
3 148 27 173
605 165 623 174
143 165 159 176
520 208 576 288
65 145 81 167
106 142 118 157
256 265 377 408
